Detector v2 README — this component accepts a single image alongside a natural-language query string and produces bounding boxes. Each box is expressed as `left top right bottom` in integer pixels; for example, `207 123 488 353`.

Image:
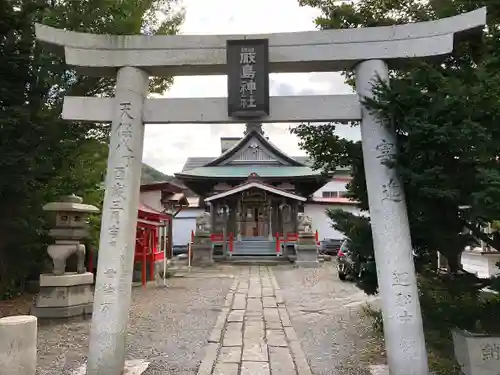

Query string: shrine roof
206 129 303 167
204 180 307 203
182 156 312 171
175 165 322 179
138 202 169 218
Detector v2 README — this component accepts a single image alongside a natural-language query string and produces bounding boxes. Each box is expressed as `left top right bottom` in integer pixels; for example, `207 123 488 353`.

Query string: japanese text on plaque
239 47 257 109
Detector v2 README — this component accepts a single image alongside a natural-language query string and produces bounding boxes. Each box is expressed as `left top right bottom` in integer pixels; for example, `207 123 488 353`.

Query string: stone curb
197 278 239 374
269 268 314 375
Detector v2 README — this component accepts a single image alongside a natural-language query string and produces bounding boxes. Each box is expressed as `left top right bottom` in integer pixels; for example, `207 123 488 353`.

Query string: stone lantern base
295 231 320 268
32 272 94 318
192 231 214 266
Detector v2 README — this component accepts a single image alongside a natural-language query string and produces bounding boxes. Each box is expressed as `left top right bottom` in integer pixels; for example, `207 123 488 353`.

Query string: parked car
173 245 188 256
336 239 375 281
337 240 354 280
319 238 343 256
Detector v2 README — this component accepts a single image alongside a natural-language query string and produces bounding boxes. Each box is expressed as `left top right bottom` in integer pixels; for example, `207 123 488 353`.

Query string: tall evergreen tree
292 1 500 291
0 0 183 297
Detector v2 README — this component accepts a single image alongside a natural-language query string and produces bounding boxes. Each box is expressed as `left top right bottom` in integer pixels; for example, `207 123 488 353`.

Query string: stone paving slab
228 310 245 322
241 361 270 375
266 329 288 347
213 362 239 375
219 347 241 363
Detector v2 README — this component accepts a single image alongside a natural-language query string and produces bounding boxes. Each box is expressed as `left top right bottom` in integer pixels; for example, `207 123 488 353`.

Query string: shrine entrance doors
241 202 268 239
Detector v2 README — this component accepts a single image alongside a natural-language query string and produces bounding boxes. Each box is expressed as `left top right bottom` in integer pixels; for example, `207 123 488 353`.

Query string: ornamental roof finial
244 122 264 136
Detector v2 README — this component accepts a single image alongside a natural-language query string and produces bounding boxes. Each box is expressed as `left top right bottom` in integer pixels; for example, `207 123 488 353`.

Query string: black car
337 239 375 281
319 238 343 256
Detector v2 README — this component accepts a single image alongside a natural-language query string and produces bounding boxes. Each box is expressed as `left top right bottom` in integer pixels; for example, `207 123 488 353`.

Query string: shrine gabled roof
138 202 169 218
182 156 311 171
175 165 322 179
204 129 304 167
204 180 307 203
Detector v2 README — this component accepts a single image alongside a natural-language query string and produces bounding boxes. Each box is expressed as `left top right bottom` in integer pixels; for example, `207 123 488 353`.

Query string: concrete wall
461 250 500 279
312 179 349 197
173 208 204 246
139 190 204 246
140 190 161 211
304 203 362 240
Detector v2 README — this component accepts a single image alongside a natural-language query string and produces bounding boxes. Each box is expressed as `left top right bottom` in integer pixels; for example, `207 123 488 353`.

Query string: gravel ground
272 261 385 375
33 265 237 375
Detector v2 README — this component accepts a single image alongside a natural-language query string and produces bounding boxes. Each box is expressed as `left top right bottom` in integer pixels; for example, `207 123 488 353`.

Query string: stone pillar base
32 272 94 319
191 244 214 266
295 244 320 268
191 232 214 266
0 315 37 375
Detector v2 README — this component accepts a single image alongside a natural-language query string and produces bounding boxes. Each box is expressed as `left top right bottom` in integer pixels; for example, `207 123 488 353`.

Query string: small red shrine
87 182 188 286
135 202 171 286
134 182 189 286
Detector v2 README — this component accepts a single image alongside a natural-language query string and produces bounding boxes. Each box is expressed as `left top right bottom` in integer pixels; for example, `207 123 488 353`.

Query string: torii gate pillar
86 66 149 375
356 59 428 374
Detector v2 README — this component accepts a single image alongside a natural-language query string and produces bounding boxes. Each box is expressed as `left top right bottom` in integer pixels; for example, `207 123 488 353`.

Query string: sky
142 0 358 175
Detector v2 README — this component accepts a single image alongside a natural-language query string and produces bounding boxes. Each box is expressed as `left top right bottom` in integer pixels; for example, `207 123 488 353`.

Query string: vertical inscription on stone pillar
107 102 135 248
375 139 403 203
391 271 415 324
100 101 135 314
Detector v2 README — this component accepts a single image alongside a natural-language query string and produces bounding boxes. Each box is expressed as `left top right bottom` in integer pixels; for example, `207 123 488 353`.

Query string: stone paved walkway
197 266 313 375
21 263 383 374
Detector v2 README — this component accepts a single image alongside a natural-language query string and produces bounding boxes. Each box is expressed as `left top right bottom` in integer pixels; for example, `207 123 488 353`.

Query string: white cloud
143 0 358 175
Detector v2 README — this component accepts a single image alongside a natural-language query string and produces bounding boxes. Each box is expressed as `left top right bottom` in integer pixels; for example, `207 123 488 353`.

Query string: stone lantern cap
43 194 99 214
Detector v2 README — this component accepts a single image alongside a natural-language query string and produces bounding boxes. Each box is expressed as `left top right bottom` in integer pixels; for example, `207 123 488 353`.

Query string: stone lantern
295 213 319 268
32 194 100 318
192 211 214 266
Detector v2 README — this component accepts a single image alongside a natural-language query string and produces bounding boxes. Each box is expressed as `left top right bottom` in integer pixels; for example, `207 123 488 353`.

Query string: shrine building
172 122 360 255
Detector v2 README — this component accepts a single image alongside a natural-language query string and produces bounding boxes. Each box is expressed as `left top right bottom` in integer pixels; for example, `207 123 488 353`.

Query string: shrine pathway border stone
197 266 313 375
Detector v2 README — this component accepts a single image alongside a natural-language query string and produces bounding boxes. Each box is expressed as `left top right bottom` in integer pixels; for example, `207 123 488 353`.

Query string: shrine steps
216 255 292 266
233 240 277 256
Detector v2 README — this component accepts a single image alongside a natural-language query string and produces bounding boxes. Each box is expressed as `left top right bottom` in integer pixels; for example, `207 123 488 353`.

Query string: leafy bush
418 272 482 333
489 261 500 293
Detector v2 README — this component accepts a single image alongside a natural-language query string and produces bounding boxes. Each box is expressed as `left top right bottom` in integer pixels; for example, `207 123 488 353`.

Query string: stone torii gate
35 8 486 375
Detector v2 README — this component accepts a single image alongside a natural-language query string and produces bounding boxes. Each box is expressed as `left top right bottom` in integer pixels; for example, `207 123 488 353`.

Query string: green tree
293 0 500 289
0 0 183 297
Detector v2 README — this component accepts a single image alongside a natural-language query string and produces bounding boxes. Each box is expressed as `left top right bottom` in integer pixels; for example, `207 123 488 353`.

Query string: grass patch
357 306 386 365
